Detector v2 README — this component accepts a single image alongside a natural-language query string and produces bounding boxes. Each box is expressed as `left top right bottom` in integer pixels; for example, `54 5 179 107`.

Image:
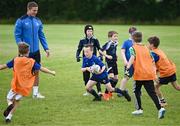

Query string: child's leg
83 71 90 86
96 82 102 93
105 83 131 101
120 77 129 90
86 80 100 99
144 81 161 110
133 81 143 110
155 83 164 99
171 81 180 90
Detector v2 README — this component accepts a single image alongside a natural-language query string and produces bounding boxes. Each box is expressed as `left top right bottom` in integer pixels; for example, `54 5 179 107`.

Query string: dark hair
132 31 142 43
108 31 118 38
27 1 38 9
84 44 94 51
148 36 160 48
18 42 29 55
84 24 93 34
129 26 137 35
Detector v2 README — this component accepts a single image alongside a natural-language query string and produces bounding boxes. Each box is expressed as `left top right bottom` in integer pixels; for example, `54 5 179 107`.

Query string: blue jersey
14 15 49 53
151 51 159 63
121 38 133 61
6 58 41 70
82 55 108 79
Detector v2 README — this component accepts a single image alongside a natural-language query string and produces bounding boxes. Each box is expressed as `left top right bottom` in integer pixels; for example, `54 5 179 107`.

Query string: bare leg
171 81 180 90
120 77 129 90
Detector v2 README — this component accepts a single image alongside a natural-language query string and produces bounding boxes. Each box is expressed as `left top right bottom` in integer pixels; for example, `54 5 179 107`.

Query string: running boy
126 32 165 119
0 42 55 123
148 36 180 106
81 44 131 101
100 31 127 100
76 24 101 96
119 27 137 96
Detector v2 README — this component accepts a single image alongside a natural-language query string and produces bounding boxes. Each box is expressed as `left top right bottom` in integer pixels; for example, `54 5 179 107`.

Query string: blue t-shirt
121 38 133 61
82 55 108 79
6 59 41 70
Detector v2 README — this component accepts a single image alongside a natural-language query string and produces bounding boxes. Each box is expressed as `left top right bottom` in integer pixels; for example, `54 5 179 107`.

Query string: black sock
114 88 123 94
88 89 100 99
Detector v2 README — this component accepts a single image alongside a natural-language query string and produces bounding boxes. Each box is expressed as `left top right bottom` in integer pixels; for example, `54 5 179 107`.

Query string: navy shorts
107 62 118 75
159 73 177 85
90 75 110 84
29 50 41 64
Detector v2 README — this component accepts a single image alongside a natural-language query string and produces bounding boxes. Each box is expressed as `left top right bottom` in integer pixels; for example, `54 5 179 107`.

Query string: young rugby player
0 42 55 123
148 36 180 106
81 44 131 101
126 32 165 119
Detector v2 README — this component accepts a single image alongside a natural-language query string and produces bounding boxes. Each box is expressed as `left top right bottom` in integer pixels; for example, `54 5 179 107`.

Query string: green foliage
0 0 180 24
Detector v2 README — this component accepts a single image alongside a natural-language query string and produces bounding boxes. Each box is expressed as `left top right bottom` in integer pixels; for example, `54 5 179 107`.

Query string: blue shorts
90 75 110 84
159 73 177 85
124 66 134 78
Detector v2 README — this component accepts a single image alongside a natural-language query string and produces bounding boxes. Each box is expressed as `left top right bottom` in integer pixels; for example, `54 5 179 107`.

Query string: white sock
7 101 13 106
6 113 13 120
33 86 39 96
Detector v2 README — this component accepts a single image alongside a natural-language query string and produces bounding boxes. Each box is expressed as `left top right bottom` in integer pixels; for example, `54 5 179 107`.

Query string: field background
0 25 180 126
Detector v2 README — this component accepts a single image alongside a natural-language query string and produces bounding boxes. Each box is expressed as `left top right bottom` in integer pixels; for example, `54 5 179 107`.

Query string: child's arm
126 55 134 69
121 49 128 66
99 50 112 59
81 67 91 72
0 64 8 70
40 67 56 76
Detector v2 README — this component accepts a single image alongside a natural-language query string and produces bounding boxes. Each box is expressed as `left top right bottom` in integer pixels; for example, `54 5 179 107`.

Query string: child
100 31 130 101
0 42 55 123
119 27 137 97
76 24 102 96
126 32 165 119
81 44 131 101
148 36 180 106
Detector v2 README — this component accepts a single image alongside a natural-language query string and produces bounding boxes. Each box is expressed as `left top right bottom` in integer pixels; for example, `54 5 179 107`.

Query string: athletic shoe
102 93 110 101
83 92 89 96
158 108 166 119
93 97 101 101
33 93 45 99
5 119 11 123
132 109 143 115
122 90 131 101
3 104 14 117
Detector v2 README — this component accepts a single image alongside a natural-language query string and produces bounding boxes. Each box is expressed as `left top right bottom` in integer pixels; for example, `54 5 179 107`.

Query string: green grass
0 24 180 126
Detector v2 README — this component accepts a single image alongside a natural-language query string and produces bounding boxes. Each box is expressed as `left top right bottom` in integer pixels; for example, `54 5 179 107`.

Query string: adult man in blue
14 1 50 99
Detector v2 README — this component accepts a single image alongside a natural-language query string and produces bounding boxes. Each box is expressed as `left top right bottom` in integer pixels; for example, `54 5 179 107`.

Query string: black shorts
90 75 110 84
159 73 177 85
107 62 118 75
29 50 41 64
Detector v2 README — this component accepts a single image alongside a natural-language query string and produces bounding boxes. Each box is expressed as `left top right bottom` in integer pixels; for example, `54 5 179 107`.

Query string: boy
126 32 165 119
100 31 129 101
0 42 55 123
148 36 180 106
119 27 137 97
81 44 131 101
76 24 101 96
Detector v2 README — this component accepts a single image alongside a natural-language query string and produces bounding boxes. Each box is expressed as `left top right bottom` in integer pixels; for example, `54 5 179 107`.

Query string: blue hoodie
14 15 49 53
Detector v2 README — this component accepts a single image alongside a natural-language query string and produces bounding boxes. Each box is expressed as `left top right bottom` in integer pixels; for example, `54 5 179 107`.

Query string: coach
14 1 50 99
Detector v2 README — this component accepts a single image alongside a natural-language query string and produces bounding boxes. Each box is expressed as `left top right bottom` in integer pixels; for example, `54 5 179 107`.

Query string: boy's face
111 33 118 42
86 29 93 38
147 43 154 50
84 47 93 58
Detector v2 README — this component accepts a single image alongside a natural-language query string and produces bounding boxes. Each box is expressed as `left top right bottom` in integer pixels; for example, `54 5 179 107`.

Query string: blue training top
14 15 49 53
121 38 133 61
82 55 108 79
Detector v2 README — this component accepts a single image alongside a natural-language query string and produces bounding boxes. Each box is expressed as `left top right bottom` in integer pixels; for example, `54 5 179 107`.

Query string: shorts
90 75 110 84
29 50 41 64
124 66 134 78
7 89 23 101
159 73 177 85
107 62 118 75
